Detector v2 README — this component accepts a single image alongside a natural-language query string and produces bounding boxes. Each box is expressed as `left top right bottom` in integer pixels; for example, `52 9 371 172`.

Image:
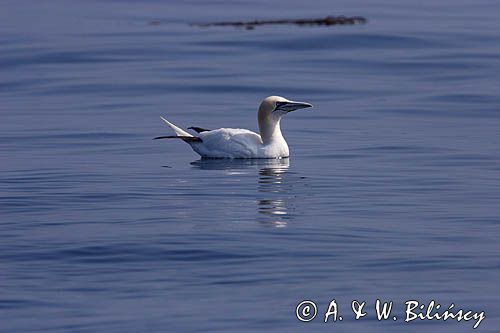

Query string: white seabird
154 96 312 158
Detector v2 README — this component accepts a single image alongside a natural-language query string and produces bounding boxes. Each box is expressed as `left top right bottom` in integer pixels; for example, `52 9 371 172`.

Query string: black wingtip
153 135 203 142
188 126 211 133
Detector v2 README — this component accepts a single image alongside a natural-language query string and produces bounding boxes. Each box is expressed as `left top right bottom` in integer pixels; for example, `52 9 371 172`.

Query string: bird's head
257 96 313 145
258 96 313 121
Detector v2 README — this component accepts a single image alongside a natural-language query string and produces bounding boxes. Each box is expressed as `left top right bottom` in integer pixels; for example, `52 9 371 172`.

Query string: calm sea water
1 0 499 332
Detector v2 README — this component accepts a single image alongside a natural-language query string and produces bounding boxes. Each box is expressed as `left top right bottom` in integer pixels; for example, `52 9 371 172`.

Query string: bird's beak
276 100 313 113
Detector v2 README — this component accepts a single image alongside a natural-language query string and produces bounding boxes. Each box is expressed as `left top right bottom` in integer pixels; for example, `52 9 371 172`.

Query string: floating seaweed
192 15 367 30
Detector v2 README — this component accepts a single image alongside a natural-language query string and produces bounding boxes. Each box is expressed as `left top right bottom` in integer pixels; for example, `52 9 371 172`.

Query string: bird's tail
155 116 202 143
160 116 193 137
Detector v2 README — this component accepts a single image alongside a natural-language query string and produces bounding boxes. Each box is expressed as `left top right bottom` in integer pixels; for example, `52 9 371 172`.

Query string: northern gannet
154 96 312 159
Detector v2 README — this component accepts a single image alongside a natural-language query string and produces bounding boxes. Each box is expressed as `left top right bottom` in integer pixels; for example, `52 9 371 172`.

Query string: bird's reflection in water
191 158 292 227
257 159 290 227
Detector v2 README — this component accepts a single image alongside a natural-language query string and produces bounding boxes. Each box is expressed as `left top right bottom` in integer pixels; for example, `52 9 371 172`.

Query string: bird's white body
193 128 288 158
156 96 312 159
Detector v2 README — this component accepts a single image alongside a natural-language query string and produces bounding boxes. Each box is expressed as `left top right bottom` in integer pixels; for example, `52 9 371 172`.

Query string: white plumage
155 96 312 159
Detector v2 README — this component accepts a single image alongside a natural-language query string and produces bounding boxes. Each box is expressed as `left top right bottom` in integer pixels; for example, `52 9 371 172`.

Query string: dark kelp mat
190 16 367 29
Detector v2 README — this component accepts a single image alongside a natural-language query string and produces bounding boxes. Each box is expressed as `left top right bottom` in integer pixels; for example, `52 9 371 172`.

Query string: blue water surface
1 0 499 332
